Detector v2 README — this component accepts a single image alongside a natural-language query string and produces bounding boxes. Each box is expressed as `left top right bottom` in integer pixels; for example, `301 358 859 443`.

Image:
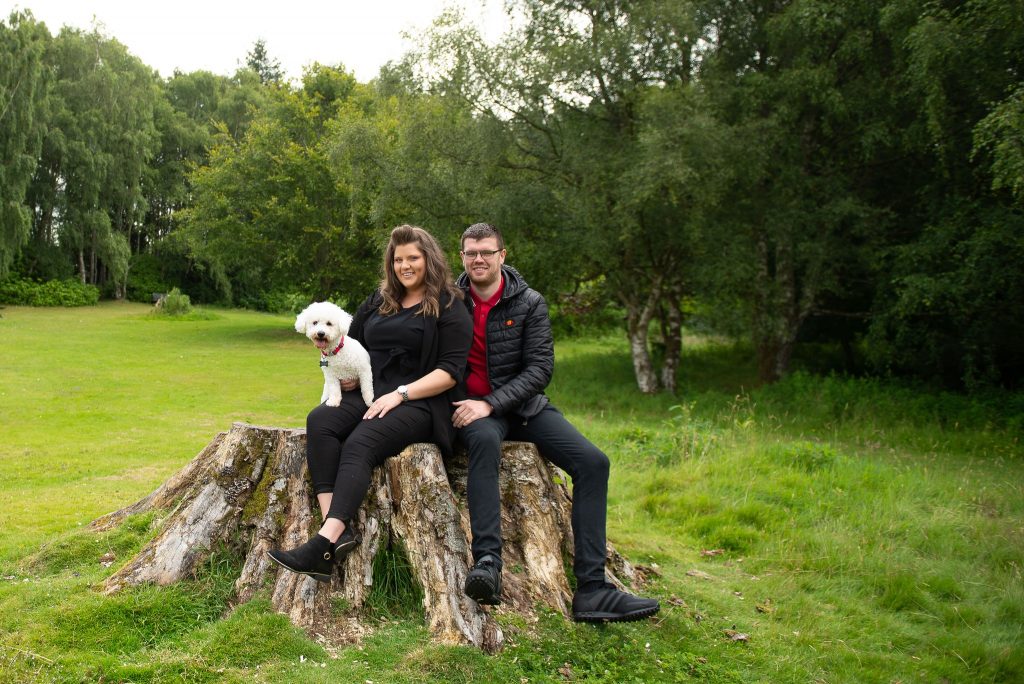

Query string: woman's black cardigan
349 289 472 458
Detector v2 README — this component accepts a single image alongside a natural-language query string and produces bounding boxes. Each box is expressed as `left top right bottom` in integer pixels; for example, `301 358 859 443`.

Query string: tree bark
659 285 683 395
623 283 661 394
92 423 639 653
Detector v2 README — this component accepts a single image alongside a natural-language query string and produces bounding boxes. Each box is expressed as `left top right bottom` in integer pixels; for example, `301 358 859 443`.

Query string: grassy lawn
0 303 1022 682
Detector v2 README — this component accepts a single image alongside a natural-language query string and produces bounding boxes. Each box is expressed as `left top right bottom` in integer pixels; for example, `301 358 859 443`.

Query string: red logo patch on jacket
505 319 514 327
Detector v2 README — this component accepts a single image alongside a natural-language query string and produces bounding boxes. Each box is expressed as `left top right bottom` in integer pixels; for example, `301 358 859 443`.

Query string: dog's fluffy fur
295 301 374 408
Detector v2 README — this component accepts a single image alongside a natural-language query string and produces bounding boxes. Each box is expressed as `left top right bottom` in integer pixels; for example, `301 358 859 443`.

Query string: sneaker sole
573 605 660 623
266 551 333 583
464 576 502 605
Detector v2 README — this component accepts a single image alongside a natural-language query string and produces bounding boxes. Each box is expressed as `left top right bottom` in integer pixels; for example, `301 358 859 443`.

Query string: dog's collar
320 337 345 366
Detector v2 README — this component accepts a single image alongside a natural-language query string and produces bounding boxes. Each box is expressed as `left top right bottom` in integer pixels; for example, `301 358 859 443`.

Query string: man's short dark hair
461 223 504 250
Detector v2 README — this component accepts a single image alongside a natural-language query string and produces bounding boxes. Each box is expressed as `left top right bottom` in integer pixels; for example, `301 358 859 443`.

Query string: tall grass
0 305 1021 682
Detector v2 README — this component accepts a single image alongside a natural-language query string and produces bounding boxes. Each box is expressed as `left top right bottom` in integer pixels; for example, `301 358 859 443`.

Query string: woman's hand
364 390 403 419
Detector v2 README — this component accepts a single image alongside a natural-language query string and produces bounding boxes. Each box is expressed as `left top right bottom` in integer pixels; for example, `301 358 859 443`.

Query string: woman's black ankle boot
267 534 335 582
333 520 361 562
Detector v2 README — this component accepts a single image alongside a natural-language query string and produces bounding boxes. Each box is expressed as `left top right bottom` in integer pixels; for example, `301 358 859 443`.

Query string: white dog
295 301 374 408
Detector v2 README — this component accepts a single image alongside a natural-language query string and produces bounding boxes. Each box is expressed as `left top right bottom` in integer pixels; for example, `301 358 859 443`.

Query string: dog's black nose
316 332 326 339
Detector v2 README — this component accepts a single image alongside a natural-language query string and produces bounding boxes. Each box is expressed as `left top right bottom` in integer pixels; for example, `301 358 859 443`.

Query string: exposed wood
93 422 640 652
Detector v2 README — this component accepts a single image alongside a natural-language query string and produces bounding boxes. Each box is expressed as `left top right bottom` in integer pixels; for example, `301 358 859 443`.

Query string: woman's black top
361 303 427 402
349 290 472 457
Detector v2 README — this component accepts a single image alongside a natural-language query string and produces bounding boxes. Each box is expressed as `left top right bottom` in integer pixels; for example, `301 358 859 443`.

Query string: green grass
0 303 1022 682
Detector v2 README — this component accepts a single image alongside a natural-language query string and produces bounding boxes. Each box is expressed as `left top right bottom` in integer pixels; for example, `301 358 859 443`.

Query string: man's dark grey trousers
459 404 610 590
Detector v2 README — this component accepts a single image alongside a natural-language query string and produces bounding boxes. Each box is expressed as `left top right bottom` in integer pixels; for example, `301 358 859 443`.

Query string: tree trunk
752 220 821 383
623 286 661 394
92 423 639 653
659 287 683 395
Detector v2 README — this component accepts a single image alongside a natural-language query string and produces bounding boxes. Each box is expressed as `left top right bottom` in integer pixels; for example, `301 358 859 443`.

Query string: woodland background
2 0 1023 393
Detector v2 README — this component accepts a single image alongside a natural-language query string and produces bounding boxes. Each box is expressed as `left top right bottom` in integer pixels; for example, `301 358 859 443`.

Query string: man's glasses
461 249 502 260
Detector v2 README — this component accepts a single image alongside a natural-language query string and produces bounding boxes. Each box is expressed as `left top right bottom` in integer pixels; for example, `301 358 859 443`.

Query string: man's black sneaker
464 554 502 605
572 584 660 622
267 534 335 583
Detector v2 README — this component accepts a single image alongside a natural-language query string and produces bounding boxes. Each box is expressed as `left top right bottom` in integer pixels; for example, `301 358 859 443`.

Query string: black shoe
333 521 361 561
572 584 660 623
464 554 502 605
267 534 335 583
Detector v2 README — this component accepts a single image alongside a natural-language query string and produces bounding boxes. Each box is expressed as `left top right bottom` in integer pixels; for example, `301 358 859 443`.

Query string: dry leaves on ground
723 629 750 643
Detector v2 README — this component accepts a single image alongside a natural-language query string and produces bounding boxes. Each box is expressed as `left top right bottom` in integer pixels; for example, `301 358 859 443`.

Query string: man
451 222 660 623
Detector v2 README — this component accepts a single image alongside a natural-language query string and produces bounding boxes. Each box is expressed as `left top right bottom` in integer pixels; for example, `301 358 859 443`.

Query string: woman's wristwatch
397 385 409 402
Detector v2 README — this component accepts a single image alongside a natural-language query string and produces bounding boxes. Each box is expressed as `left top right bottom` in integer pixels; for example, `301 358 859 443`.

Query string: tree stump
91 422 638 652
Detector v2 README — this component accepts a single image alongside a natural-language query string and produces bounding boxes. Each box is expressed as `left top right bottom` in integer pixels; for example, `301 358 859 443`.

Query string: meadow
0 303 1021 683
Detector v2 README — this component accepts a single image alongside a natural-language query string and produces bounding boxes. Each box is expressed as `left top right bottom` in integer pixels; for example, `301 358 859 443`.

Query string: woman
268 224 472 581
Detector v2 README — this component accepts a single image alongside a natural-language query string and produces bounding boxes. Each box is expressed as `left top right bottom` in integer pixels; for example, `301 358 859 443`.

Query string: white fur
294 301 374 408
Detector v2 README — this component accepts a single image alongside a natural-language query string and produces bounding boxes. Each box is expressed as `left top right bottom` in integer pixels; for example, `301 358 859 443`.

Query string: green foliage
245 39 283 85
13 240 75 281
867 204 1024 389
0 10 49 278
180 76 378 306
149 287 219 320
0 277 99 306
125 252 171 303
158 287 192 316
547 279 625 338
252 289 311 315
418 0 702 391
34 27 162 297
975 83 1024 203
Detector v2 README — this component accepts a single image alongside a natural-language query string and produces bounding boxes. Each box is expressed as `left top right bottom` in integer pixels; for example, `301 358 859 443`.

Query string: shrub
158 288 193 316
258 289 311 315
0 277 100 307
126 253 171 303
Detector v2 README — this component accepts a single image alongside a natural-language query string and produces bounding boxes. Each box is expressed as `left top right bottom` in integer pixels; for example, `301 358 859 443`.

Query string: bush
0 278 100 307
158 287 193 316
549 280 623 338
125 253 171 303
257 290 311 315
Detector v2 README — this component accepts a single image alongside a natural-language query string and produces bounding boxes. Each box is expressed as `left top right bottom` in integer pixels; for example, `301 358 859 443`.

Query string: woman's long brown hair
378 224 463 317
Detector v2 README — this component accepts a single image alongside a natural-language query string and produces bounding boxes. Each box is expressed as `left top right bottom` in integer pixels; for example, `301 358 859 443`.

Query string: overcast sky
3 0 508 82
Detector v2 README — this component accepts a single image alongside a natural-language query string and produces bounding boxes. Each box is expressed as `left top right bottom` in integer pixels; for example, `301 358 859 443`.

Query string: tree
93 424 641 651
864 0 1024 388
181 66 376 307
245 38 283 85
418 0 704 393
686 0 900 381
0 10 49 278
25 27 161 297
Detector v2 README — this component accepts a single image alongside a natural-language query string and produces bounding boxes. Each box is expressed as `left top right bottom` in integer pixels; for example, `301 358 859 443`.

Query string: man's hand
340 378 359 392
452 399 493 428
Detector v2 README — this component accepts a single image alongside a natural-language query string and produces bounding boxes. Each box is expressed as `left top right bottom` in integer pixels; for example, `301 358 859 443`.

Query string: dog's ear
339 310 353 334
295 306 310 333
